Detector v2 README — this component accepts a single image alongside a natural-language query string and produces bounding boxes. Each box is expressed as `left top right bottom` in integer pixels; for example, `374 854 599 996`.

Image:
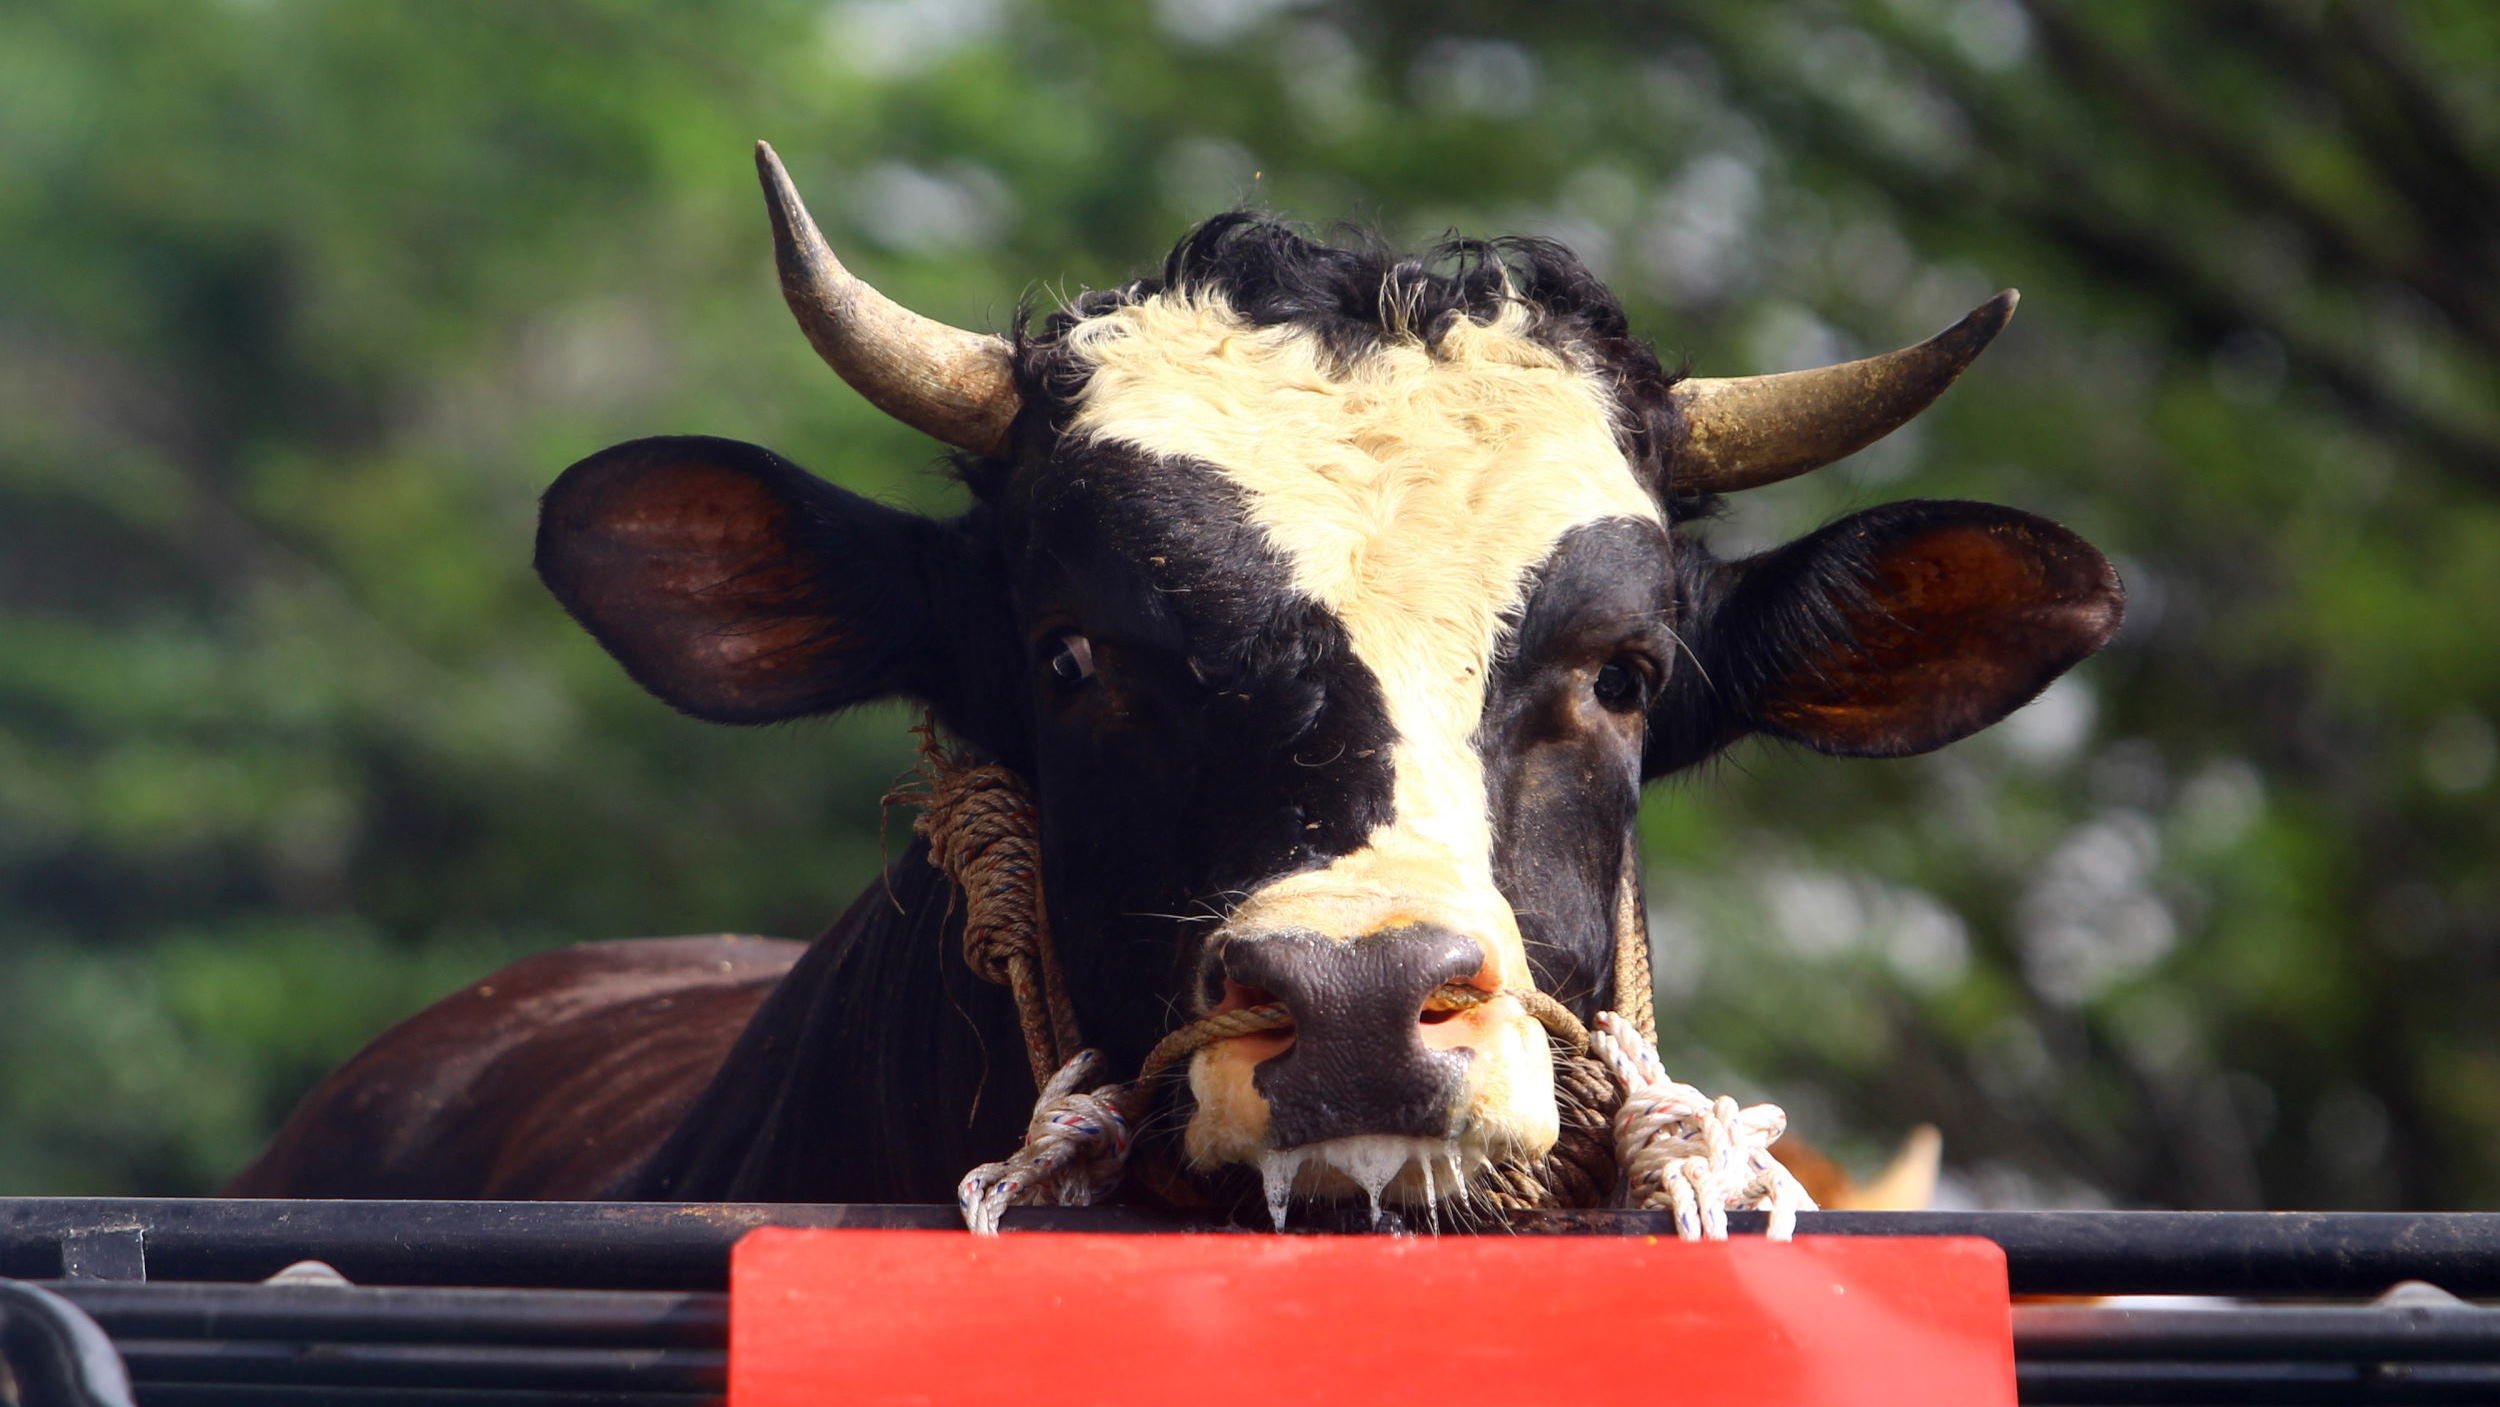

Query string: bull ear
1647 500 2122 775
536 435 1010 734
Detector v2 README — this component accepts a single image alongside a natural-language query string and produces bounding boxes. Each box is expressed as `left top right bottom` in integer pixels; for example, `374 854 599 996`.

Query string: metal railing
4 1199 2497 1405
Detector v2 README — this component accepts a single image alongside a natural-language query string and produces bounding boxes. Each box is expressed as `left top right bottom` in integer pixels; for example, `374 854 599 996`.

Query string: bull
231 144 2121 1218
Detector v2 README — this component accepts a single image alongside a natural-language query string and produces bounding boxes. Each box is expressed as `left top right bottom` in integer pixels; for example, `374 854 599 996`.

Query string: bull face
535 146 2122 1214
1019 289 1668 1192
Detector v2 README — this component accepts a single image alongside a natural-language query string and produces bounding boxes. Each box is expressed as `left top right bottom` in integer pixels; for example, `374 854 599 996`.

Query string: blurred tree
0 0 2492 1208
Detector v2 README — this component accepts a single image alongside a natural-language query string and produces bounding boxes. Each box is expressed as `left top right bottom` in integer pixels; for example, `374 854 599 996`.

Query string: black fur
1001 435 1400 1070
617 838 1030 1201
1482 517 1674 1012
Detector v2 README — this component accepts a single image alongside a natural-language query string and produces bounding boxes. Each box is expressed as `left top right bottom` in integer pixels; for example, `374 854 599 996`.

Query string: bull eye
1045 632 1097 691
1592 657 1644 712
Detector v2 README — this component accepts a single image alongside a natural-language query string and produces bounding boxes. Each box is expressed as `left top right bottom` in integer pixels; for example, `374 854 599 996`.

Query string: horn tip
1935 289 2018 361
754 142 812 258
1971 288 2018 336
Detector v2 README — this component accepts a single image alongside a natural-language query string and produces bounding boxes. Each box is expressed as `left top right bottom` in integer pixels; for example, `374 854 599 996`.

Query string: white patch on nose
1063 288 1660 1172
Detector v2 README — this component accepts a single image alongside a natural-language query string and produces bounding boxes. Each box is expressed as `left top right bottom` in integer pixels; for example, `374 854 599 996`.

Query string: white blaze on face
1064 288 1660 1175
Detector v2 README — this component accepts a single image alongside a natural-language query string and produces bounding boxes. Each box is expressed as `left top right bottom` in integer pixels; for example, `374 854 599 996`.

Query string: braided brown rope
1613 842 1658 1043
898 731 1086 1090
1474 1038 1623 1212
904 727 1645 1213
1139 1003 1290 1084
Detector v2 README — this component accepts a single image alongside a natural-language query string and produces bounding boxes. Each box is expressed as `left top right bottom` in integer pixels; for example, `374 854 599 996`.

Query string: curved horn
1669 291 2018 494
755 141 1020 457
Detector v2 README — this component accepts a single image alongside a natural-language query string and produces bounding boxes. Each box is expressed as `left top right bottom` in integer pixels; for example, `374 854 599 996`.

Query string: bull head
535 144 2121 1214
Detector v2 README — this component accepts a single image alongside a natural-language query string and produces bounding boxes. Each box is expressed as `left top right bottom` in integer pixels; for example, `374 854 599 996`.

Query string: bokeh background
4 0 2496 1209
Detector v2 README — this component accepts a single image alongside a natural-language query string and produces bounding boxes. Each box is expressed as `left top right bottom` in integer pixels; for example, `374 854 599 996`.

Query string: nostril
1217 979 1287 1018
1416 978 1488 1026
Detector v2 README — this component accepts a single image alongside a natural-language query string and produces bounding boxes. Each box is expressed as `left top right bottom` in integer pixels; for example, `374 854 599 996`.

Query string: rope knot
957 1050 1149 1235
1594 1012 1817 1241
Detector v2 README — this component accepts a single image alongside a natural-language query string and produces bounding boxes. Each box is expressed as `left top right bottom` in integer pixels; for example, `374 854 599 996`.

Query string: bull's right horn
755 141 1021 457
1669 292 2018 494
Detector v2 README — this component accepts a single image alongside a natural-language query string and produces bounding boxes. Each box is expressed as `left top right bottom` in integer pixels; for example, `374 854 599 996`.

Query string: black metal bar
59 1225 148 1283
1741 1210 2500 1296
0 1200 1199 1289
19 1261 2500 1405
2015 1304 2500 1361
126 1390 716 1407
113 1340 723 1392
10 1199 2500 1296
46 1283 2500 1365
2017 1360 2500 1404
0 1279 139 1407
51 1281 726 1349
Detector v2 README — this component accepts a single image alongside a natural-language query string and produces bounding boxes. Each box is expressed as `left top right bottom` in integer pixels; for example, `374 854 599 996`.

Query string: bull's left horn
756 141 1021 457
1668 291 2017 494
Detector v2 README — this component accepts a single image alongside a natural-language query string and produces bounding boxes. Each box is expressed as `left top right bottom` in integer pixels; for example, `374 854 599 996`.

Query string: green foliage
2 0 2494 1208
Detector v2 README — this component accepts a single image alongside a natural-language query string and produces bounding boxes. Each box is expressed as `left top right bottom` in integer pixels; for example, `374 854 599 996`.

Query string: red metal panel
733 1228 2013 1406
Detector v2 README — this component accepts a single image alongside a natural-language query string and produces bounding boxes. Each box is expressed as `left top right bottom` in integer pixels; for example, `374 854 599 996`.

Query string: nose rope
899 727 1812 1238
1131 983 1586 1087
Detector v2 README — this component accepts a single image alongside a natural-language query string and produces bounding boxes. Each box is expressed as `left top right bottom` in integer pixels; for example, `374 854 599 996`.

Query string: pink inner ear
1760 515 2123 758
551 451 851 721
